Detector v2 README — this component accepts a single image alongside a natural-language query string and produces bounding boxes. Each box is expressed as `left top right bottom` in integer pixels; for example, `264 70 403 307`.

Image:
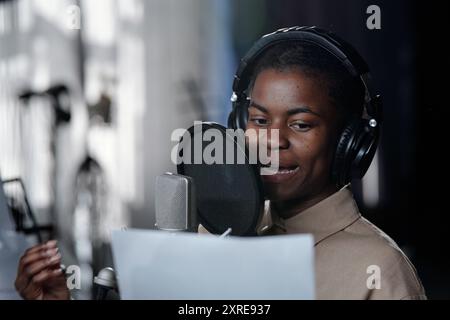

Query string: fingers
25 251 62 277
18 241 58 273
19 248 60 273
23 240 57 256
32 268 64 285
15 240 61 293
20 268 64 300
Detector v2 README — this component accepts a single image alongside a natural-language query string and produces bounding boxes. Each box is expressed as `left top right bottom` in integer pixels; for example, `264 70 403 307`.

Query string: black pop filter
177 122 263 236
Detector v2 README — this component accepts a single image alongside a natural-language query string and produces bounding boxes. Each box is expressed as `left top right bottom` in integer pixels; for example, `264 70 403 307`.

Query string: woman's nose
267 126 289 150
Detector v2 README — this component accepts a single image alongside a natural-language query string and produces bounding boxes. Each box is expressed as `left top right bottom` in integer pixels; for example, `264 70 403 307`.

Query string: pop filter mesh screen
177 123 263 236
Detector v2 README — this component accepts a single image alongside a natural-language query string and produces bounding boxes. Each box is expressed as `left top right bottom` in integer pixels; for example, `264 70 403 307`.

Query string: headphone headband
233 26 369 92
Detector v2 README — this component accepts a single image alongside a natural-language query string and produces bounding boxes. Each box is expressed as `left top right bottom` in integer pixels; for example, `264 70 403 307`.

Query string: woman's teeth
261 165 299 175
277 166 299 174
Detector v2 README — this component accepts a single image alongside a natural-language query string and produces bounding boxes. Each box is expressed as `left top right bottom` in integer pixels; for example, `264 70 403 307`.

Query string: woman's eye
290 122 312 132
249 118 269 126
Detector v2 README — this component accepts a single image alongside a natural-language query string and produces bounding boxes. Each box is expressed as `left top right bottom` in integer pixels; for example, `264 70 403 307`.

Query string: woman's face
246 68 341 203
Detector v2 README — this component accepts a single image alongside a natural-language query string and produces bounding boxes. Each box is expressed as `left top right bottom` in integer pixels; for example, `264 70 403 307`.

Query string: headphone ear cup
237 102 249 129
332 121 359 187
351 120 380 179
228 99 249 130
333 119 380 187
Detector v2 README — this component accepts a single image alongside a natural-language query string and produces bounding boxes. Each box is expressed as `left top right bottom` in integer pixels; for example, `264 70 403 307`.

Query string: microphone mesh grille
155 174 189 230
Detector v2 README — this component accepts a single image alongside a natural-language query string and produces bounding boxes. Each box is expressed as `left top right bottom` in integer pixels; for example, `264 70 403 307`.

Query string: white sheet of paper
112 229 315 300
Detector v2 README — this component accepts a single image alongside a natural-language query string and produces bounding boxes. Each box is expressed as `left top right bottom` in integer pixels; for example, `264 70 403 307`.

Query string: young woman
15 27 426 300
201 27 426 299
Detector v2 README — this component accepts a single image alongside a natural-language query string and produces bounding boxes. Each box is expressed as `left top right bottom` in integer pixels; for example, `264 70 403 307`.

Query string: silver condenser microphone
155 172 197 232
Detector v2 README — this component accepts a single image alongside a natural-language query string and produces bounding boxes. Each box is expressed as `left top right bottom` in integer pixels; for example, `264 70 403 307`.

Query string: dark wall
413 1 449 298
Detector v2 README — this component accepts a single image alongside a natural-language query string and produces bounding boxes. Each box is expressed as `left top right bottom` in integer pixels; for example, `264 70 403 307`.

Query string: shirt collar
259 185 361 245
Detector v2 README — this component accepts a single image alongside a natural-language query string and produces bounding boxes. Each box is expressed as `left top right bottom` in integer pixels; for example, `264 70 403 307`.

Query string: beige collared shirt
199 185 427 300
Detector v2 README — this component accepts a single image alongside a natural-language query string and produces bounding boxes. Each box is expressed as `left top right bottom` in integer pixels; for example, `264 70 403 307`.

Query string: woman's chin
263 183 297 202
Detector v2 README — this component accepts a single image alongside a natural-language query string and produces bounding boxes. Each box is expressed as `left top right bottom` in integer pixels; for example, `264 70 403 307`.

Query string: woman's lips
261 165 300 183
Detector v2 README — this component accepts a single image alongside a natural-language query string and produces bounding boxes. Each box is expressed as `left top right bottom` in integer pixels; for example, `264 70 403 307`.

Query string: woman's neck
272 184 339 220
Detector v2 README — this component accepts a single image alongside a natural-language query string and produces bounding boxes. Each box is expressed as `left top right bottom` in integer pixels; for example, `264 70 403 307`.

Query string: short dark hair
248 42 365 122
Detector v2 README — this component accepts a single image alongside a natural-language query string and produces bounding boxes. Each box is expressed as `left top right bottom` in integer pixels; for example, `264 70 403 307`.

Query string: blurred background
0 0 448 299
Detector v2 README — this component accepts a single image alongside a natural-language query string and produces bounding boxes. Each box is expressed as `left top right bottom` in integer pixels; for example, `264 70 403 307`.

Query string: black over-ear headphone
227 26 382 187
